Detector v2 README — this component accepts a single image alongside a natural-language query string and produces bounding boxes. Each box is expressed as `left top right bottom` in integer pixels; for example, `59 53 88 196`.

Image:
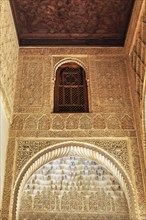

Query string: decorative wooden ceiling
10 0 135 46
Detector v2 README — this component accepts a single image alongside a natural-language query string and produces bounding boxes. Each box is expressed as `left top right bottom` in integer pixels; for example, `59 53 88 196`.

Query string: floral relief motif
66 115 79 129
121 115 134 129
79 115 92 129
11 116 24 130
52 115 64 130
107 116 121 129
19 62 43 106
25 115 37 130
93 115 106 129
38 115 50 130
16 140 55 175
9 112 136 135
10 113 135 134
16 139 130 178
93 140 130 174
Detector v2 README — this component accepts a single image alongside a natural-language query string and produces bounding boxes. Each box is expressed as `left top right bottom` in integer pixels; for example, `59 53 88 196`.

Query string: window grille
54 63 89 113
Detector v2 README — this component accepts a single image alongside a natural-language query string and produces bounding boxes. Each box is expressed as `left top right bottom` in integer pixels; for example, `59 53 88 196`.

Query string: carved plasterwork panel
15 139 130 179
19 47 125 56
24 115 37 130
79 115 92 129
14 55 52 113
10 113 135 134
129 1 145 115
92 59 133 114
19 213 130 220
13 53 134 122
17 157 130 220
93 115 106 129
66 115 79 129
13 141 138 220
11 116 24 130
19 62 43 106
0 0 19 120
107 116 121 129
128 4 146 212
38 115 50 130
130 138 146 218
1 138 16 218
52 115 65 130
121 115 135 129
93 140 130 174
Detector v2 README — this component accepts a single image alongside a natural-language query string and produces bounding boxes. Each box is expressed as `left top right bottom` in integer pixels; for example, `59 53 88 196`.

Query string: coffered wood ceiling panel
10 0 135 46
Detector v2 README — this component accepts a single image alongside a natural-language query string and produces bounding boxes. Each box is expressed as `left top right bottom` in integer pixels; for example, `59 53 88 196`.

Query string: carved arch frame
51 57 91 112
12 141 139 220
53 58 89 81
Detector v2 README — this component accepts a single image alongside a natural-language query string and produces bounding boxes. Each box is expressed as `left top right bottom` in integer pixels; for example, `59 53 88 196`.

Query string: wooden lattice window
54 62 89 113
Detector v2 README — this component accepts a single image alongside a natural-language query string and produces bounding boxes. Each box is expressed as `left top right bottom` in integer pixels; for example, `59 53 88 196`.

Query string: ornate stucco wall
128 1 146 193
1 47 146 220
1 1 146 220
130 1 145 107
0 0 19 121
13 48 133 128
18 157 130 220
0 0 18 216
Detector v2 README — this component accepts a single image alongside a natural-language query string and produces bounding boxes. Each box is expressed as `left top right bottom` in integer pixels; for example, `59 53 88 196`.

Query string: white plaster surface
0 99 9 209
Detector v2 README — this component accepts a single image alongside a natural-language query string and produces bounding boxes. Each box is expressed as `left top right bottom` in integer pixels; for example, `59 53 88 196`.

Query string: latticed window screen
54 62 89 113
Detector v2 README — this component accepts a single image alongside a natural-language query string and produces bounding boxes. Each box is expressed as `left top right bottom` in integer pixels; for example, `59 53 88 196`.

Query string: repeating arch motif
12 141 139 220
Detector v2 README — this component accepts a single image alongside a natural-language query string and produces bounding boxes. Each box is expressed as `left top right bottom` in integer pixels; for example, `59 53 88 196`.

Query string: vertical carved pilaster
1 138 16 220
130 138 146 218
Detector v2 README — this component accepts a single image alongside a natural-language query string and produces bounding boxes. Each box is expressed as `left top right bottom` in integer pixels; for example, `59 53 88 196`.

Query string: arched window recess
54 62 89 113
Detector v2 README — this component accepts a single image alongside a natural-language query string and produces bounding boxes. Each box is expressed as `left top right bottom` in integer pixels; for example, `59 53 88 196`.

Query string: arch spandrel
15 139 130 178
11 141 139 220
